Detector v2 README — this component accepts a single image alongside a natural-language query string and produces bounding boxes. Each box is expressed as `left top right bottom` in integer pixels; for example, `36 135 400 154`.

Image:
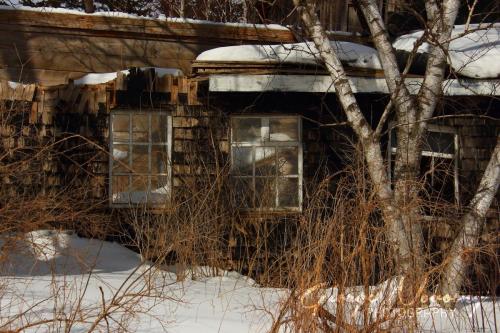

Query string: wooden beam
0 8 299 82
0 9 295 43
0 68 85 86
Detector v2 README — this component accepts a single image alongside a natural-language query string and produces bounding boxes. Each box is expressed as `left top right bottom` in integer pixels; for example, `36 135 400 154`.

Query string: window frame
387 123 460 206
109 110 172 208
230 115 303 212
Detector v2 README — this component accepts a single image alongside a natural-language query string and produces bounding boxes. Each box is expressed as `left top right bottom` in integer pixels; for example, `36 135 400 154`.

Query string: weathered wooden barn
0 7 498 253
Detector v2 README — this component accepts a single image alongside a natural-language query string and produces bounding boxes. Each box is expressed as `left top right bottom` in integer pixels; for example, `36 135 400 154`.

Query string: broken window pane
232 118 261 142
270 118 298 142
255 147 276 176
110 111 171 206
278 178 299 207
420 156 455 203
230 116 302 211
150 176 169 203
278 147 298 175
112 144 129 173
255 177 276 208
131 145 149 173
424 132 454 155
392 129 455 156
232 146 253 175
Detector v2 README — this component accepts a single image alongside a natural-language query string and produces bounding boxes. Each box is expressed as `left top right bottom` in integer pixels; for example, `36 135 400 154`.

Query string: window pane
132 114 149 142
255 177 276 208
278 147 298 175
420 156 455 203
112 114 129 132
278 178 299 207
112 175 129 203
232 146 253 176
112 145 129 173
424 132 454 155
232 118 261 143
131 145 149 173
113 131 129 142
151 114 169 143
270 118 298 142
233 177 253 209
150 176 169 203
130 175 149 202
255 147 276 176
152 145 169 174
124 176 148 203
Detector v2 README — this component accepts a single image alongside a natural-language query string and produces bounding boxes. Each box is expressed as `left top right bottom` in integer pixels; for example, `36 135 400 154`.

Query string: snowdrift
0 231 497 332
393 24 500 78
196 41 382 70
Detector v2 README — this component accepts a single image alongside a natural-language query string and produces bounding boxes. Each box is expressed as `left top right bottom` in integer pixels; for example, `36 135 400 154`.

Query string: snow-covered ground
0 231 498 332
393 24 500 78
0 230 283 332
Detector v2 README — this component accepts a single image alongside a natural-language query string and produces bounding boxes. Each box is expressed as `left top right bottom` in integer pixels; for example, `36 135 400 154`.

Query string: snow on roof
73 67 183 85
7 81 19 89
196 41 382 70
393 24 500 79
209 74 500 96
0 4 289 30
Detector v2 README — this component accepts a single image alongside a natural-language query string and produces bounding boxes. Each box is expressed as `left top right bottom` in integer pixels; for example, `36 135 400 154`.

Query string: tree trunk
180 0 185 18
357 0 427 278
242 0 249 23
439 136 500 300
357 0 459 281
83 0 94 13
292 0 416 280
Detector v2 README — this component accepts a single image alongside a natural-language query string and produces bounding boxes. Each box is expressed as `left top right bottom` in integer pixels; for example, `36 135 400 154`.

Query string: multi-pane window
388 125 459 205
231 116 303 211
109 111 172 206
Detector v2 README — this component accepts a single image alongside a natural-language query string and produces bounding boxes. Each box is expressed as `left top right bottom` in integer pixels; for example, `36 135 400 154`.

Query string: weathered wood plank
0 10 295 42
0 79 36 101
0 68 85 86
0 47 194 75
0 8 298 81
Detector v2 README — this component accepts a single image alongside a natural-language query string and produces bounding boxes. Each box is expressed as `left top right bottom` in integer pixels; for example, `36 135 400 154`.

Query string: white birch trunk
292 0 415 276
440 136 500 299
417 0 460 130
357 0 425 273
180 0 185 18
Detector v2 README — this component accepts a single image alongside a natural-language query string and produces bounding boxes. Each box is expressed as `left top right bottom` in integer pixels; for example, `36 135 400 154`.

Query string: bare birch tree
292 0 498 302
440 136 500 298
